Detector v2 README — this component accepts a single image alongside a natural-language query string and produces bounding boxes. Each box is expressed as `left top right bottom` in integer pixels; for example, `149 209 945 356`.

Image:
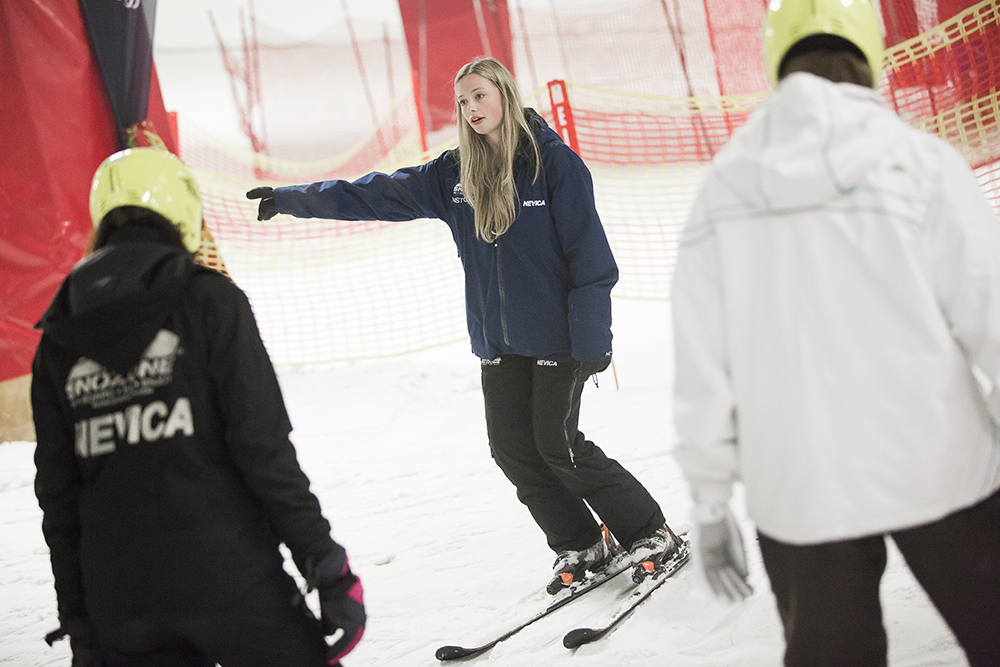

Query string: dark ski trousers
97 568 328 667
758 488 1000 667
481 354 664 553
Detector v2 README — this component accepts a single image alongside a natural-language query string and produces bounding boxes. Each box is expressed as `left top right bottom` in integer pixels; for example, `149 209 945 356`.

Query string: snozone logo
65 329 181 410
65 329 194 458
452 182 467 204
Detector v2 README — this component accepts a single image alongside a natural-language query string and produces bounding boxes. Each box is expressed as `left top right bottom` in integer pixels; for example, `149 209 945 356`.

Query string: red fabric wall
397 0 513 133
0 0 174 383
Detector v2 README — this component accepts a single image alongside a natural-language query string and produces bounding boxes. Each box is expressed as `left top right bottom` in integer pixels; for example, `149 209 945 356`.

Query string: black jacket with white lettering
32 226 336 630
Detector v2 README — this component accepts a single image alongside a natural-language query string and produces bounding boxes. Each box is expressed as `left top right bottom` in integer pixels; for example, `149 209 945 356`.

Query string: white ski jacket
672 73 1000 545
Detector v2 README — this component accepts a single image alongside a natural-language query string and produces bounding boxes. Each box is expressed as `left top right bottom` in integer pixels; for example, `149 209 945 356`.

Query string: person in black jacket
32 147 365 667
247 57 682 593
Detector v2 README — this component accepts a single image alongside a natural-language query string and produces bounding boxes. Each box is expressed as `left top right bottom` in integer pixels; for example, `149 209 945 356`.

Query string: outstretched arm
248 156 453 224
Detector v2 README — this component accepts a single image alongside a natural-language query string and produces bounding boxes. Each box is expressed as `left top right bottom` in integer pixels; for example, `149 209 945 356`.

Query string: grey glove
695 507 752 602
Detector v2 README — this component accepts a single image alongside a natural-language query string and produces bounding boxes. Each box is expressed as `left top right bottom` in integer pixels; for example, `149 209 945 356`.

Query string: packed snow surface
1 301 966 666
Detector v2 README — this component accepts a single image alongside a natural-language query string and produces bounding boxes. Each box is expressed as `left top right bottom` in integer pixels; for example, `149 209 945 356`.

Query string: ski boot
546 524 620 595
629 523 682 584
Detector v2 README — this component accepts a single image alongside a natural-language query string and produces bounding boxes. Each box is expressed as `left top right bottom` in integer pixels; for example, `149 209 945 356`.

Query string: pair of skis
435 538 690 661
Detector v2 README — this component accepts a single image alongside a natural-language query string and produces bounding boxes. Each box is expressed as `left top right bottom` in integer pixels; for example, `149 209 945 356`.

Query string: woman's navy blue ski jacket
273 109 617 363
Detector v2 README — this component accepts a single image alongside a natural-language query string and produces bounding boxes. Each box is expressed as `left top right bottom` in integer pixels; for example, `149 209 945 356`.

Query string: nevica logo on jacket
65 329 180 409
74 397 194 459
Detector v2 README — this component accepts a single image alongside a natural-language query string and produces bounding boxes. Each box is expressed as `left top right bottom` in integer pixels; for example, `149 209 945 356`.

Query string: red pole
547 79 579 154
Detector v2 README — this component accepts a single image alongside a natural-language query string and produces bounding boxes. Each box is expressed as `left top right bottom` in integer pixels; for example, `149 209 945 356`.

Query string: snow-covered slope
0 300 966 666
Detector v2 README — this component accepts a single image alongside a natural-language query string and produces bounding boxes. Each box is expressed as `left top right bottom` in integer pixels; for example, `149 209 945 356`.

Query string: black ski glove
246 186 278 221
579 358 611 378
44 617 107 667
306 546 366 666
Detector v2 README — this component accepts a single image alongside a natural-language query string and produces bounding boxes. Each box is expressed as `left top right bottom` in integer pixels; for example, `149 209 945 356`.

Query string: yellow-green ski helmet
89 147 203 253
763 0 885 86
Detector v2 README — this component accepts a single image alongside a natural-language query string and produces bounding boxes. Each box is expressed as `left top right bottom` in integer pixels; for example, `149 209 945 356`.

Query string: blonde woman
248 57 681 593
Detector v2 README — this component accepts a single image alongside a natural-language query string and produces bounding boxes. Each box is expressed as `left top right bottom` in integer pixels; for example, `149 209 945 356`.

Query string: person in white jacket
671 0 1000 664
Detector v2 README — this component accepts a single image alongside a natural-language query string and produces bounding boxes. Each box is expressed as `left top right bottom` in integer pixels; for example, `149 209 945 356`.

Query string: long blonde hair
454 57 541 243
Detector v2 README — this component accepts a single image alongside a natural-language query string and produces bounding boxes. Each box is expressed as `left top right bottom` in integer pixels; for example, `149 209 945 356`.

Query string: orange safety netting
178 0 999 367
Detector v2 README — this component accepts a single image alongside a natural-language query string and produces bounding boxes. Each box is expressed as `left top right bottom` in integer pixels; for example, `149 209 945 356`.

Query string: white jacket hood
710 73 896 212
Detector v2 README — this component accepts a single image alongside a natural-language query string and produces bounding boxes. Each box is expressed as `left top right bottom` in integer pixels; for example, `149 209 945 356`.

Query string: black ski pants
481 354 664 553
758 488 1000 667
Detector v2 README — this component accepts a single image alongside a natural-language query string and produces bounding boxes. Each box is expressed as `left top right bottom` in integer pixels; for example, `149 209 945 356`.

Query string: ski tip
563 627 601 649
435 645 477 661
